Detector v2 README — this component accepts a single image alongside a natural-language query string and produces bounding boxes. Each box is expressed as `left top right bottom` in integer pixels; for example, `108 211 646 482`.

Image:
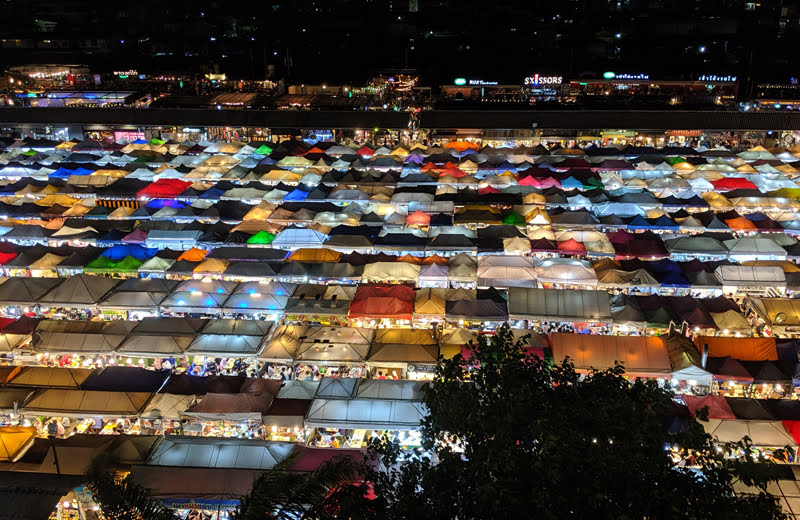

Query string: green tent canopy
665 156 686 165
583 178 604 189
113 255 144 273
84 255 142 274
247 230 276 245
502 213 526 226
149 138 166 145
255 144 273 155
83 255 115 272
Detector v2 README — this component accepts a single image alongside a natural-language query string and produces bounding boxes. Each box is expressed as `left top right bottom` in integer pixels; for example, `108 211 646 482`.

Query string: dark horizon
2 0 800 87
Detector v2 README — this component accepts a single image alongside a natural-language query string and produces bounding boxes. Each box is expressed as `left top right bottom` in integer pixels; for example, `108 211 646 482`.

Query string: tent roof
7 367 93 389
146 436 294 470
551 333 671 377
36 274 120 306
694 336 778 361
305 399 427 430
507 288 611 322
22 389 151 417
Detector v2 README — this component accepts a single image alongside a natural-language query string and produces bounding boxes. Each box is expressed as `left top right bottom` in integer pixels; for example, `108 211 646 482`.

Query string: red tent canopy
356 146 374 156
710 177 758 191
136 179 191 199
122 229 148 244
0 317 18 332
680 395 736 419
0 251 18 265
782 421 800 444
537 177 561 189
518 175 542 187
478 186 500 195
557 238 587 255
439 167 468 178
304 146 325 155
288 445 373 472
349 284 415 320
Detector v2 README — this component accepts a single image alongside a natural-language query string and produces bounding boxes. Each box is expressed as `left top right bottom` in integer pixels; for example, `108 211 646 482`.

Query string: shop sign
524 74 563 86
161 498 240 511
697 74 737 82
468 79 498 86
601 130 637 137
667 130 702 137
454 78 467 86
408 364 436 373
603 71 616 79
613 73 649 80
113 70 137 79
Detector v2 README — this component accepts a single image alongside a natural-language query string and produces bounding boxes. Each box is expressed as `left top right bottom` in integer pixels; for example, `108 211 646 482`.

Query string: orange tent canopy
444 141 480 152
286 248 342 263
724 217 757 231
177 247 209 262
550 333 670 377
422 254 449 266
694 336 777 361
406 210 431 226
397 254 423 265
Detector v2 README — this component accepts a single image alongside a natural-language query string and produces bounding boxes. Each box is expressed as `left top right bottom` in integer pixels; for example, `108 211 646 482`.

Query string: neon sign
524 74 563 86
468 79 498 86
697 74 737 82
613 73 649 80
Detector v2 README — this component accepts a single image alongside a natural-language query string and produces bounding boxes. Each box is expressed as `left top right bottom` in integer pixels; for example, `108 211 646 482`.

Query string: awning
22 389 151 417
507 288 612 322
694 336 778 361
550 333 671 377
304 399 427 430
146 435 295 470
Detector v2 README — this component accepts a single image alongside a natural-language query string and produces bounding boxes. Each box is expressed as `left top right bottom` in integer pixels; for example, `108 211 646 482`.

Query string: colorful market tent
550 333 671 377
693 336 778 361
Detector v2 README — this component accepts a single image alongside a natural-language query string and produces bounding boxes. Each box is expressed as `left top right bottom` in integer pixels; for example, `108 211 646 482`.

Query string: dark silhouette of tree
328 325 789 519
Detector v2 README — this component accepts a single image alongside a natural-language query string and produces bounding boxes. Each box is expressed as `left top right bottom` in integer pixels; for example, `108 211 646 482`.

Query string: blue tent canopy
626 215 651 230
658 271 690 288
102 244 159 260
145 199 187 209
285 189 310 201
560 176 584 190
648 215 679 231
199 187 224 200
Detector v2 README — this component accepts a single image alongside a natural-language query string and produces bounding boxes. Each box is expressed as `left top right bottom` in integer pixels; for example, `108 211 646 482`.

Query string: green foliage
331 325 789 520
231 454 363 520
87 455 180 520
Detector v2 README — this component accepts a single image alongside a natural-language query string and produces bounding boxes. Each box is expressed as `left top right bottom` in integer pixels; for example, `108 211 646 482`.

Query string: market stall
507 287 612 333
366 329 439 380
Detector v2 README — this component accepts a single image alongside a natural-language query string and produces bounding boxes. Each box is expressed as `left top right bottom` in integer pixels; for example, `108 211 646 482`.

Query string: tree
231 454 364 520
332 325 789 520
87 455 180 520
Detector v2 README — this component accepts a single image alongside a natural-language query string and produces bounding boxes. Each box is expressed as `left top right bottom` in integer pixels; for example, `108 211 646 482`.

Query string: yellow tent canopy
193 258 230 274
414 288 446 316
0 426 36 462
